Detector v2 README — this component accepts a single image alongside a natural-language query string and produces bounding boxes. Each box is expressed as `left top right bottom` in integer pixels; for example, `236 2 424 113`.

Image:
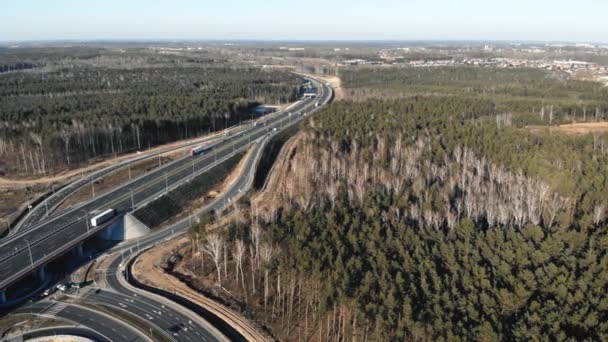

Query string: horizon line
1 38 607 46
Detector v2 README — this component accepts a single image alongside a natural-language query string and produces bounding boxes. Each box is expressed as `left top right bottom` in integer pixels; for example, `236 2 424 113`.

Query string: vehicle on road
168 323 188 336
41 288 55 297
191 145 213 156
56 284 67 291
90 209 116 227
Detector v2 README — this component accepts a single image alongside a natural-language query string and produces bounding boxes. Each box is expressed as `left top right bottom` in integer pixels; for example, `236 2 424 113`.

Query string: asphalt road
102 250 227 341
11 128 227 235
6 129 270 342
11 301 151 341
10 326 113 342
0 77 332 290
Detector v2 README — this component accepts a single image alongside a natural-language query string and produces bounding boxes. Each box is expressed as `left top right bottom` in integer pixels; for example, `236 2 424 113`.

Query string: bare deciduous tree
233 240 246 289
203 233 224 286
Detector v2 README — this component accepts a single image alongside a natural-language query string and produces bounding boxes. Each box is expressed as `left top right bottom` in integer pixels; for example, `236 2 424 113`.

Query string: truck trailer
90 209 116 227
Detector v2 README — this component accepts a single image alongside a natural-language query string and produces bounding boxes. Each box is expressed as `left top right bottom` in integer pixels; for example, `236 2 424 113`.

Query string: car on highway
40 287 55 297
167 323 188 336
56 284 67 291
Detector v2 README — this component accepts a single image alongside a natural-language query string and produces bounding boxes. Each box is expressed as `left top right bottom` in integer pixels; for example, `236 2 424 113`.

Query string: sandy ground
0 314 67 339
28 337 93 342
132 236 269 341
251 132 303 218
527 122 608 135
0 185 46 232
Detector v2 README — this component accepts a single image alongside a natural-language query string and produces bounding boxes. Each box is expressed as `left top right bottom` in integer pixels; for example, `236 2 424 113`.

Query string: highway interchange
0 76 333 341
0 78 330 290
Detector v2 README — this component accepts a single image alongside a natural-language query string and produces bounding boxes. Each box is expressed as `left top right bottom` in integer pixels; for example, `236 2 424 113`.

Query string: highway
101 250 227 341
11 128 227 235
0 76 332 291
5 326 113 342
10 301 151 341
3 134 272 342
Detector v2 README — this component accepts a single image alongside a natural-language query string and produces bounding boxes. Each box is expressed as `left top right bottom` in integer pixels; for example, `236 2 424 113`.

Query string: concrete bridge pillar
36 266 46 282
0 289 6 304
75 244 84 257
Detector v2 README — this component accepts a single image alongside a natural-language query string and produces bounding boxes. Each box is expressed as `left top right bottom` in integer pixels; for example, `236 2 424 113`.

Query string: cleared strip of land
527 122 608 135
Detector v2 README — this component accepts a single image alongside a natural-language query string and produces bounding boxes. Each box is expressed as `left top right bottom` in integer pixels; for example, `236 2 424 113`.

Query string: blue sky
1 0 607 42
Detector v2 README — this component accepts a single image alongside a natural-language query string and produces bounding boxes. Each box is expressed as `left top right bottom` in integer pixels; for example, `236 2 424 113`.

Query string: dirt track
527 122 608 135
251 131 303 218
132 237 269 342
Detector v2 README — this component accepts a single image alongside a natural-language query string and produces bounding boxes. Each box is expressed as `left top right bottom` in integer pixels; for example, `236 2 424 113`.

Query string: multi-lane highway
10 301 151 341
3 138 266 341
11 129 227 235
0 76 332 292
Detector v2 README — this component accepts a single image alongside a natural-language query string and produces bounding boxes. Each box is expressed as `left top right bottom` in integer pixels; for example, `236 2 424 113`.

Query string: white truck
90 209 116 227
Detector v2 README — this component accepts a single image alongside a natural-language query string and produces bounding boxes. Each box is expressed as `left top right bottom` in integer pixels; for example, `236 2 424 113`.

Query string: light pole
83 211 90 234
191 155 195 177
165 173 169 193
130 190 135 209
90 179 95 199
128 164 132 180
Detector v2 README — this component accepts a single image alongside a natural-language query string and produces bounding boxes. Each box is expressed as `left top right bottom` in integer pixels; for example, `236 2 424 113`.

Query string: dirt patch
0 185 48 235
132 236 268 341
28 337 93 342
251 132 303 218
0 314 66 338
527 122 608 135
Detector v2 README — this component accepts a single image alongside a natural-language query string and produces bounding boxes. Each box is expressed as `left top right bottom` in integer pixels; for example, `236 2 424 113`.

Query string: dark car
168 324 182 336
